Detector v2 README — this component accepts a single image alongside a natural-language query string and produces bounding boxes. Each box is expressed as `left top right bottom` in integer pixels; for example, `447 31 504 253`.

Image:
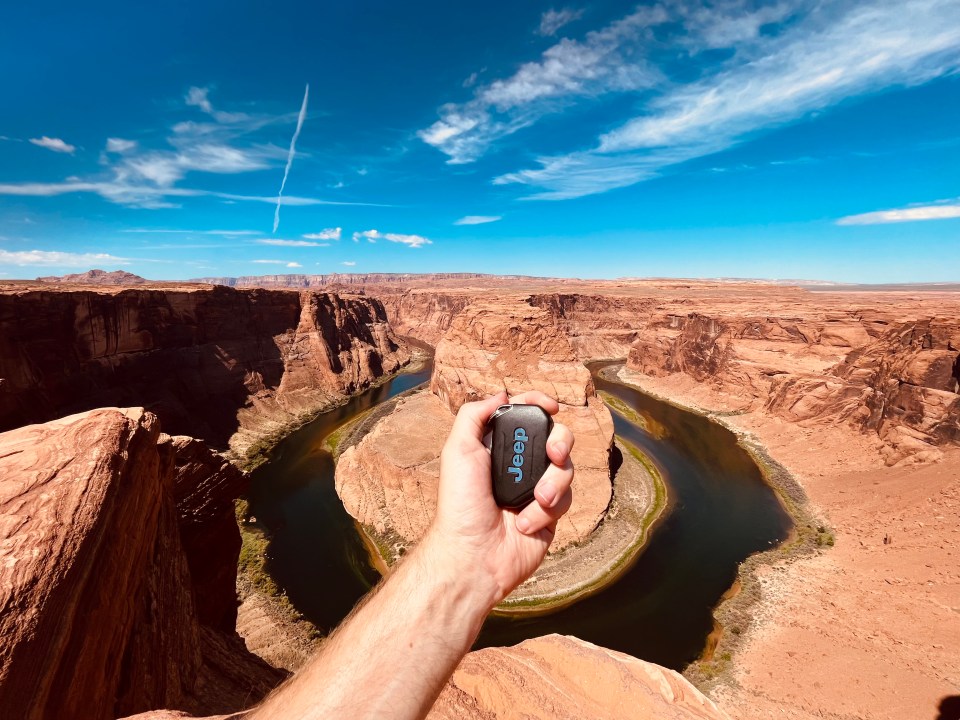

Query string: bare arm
246 390 575 720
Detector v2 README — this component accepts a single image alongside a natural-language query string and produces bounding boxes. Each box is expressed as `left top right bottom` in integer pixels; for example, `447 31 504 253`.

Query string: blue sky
1 0 958 282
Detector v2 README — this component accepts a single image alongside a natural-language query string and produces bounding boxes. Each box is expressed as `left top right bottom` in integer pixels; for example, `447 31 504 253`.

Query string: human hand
426 391 574 609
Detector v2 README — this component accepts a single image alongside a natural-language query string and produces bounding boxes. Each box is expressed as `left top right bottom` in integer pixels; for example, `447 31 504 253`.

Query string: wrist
418 530 499 627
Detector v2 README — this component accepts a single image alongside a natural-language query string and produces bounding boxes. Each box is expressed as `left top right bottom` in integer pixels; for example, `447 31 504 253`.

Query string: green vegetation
235 498 282 598
598 390 647 427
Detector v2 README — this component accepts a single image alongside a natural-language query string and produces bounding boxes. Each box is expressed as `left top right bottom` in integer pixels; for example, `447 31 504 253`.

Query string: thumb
450 391 509 441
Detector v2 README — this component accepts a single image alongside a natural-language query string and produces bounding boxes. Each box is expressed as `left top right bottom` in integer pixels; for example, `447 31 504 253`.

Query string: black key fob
488 404 553 508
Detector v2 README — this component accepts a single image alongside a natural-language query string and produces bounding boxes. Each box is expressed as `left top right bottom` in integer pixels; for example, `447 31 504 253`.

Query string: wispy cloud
455 215 502 225
123 228 260 235
303 227 342 241
0 180 383 209
351 229 432 248
256 238 328 246
418 7 664 164
286 261 302 268
251 259 287 264
0 249 129 267
105 138 137 154
185 86 250 123
494 0 960 199
538 8 583 37
273 84 310 233
29 136 76 154
342 261 357 266
2 87 321 209
837 200 960 225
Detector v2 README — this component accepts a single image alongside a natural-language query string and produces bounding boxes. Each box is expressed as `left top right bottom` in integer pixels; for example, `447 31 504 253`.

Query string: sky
0 0 958 283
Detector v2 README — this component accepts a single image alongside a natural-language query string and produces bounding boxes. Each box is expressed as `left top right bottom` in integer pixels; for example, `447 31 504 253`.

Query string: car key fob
488 404 553 508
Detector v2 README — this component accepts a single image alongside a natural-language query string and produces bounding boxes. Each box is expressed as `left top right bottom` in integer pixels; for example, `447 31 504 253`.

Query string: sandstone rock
36 268 149 284
0 286 409 456
338 297 614 552
0 409 284 720
429 634 729 720
337 391 450 542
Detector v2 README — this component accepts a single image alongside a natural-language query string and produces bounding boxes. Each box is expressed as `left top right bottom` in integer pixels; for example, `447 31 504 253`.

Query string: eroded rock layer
337 296 614 552
0 408 284 720
0 285 409 455
429 634 729 720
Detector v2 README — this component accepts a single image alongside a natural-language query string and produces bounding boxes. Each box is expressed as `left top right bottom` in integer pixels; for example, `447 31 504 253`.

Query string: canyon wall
0 285 410 456
348 281 959 464
0 408 284 720
627 310 960 463
336 296 614 552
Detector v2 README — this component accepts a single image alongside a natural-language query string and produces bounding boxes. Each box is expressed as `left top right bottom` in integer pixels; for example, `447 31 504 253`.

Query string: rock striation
121 634 728 720
429 634 729 720
627 311 960 464
0 408 284 720
337 296 614 553
0 285 409 456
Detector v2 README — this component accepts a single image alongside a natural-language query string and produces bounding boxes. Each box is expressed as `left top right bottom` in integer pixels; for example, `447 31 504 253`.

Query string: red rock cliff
0 408 284 720
0 285 410 455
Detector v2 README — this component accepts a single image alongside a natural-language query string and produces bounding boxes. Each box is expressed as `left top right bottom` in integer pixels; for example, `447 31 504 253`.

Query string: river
247 359 791 670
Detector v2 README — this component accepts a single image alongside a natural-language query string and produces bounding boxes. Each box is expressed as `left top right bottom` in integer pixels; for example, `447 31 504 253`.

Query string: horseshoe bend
0 274 956 719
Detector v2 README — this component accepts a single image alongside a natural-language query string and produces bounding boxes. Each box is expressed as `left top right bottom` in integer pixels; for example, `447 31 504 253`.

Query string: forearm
248 533 496 720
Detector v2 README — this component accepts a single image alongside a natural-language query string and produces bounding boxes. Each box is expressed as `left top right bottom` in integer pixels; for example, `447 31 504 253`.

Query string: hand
426 391 575 608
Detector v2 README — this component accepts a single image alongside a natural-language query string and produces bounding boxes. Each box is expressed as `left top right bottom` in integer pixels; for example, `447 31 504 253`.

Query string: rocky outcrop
767 318 960 463
337 297 614 552
36 269 150 284
0 286 409 456
430 634 728 720
122 634 727 720
0 408 285 720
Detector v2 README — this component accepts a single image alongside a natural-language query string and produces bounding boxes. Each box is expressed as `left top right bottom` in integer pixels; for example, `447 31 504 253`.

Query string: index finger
507 390 560 416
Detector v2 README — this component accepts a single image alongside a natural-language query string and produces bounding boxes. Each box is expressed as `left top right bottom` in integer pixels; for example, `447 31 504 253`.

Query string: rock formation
0 285 410 456
337 296 614 552
0 408 284 720
627 310 960 463
35 269 150 285
429 634 729 720
122 634 727 720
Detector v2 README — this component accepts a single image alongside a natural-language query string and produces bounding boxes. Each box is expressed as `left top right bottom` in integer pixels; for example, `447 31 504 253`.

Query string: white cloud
455 215 502 225
106 138 137 154
251 259 286 264
303 227 342 241
286 261 302 268
123 228 259 235
418 7 665 164
0 249 129 267
538 8 584 37
351 229 431 248
29 136 76 154
496 0 960 199
186 86 214 114
257 239 328 246
0 180 384 210
837 201 960 225
185 86 249 123
342 261 357 266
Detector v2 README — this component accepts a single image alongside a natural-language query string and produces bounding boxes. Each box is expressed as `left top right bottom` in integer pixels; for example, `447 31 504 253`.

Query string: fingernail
537 483 557 508
552 441 568 458
516 516 531 534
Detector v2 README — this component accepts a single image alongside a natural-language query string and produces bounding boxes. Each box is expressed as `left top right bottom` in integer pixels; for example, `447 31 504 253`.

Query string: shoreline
350 432 669 617
607 364 829 692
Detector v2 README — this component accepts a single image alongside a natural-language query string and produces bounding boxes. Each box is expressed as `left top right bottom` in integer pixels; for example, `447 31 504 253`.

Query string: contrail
273 84 309 233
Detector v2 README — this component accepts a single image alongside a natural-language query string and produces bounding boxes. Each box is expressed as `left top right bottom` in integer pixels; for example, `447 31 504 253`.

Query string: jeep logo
507 427 528 483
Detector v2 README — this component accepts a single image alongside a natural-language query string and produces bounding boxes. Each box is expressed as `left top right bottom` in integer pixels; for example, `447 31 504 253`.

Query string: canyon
1 274 958 720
